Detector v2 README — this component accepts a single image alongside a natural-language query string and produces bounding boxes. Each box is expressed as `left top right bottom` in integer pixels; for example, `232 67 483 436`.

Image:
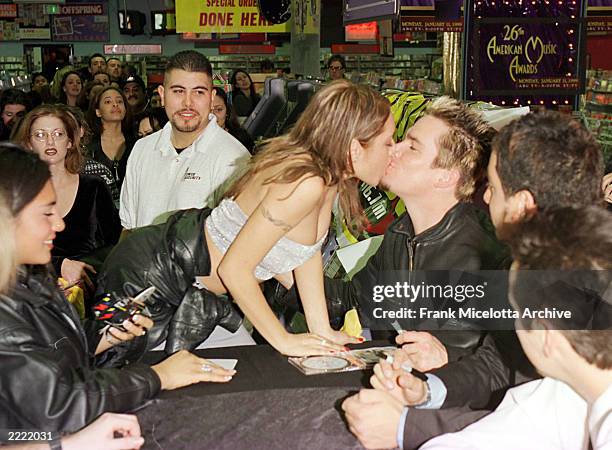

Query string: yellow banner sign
176 0 290 33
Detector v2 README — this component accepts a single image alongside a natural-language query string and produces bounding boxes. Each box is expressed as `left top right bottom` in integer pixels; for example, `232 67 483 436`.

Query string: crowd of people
0 49 610 449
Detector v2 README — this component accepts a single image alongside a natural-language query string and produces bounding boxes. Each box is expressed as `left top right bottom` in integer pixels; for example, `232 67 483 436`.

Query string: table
136 344 375 449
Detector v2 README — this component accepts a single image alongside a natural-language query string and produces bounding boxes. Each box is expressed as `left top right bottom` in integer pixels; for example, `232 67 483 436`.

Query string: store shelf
587 88 612 94
581 69 612 163
108 51 444 91
585 102 612 113
0 57 28 90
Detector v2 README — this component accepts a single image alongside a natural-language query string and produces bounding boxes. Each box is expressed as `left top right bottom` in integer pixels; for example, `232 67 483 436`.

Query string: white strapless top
206 198 326 280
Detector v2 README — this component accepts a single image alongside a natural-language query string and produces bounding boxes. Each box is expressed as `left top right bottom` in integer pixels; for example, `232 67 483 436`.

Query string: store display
583 69 612 163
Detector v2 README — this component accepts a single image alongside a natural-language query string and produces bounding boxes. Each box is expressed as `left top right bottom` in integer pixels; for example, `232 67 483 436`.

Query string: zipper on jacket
407 239 416 272
406 239 417 293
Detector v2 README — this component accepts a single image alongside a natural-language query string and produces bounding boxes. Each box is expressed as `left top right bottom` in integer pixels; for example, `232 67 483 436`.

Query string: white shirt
590 385 612 450
120 115 250 229
420 378 590 450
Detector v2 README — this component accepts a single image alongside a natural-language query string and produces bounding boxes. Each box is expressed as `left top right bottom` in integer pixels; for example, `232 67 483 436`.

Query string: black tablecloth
137 387 363 450
136 344 375 449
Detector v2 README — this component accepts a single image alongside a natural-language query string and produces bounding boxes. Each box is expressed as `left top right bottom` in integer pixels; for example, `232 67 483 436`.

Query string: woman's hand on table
317 328 364 346
277 332 348 357
152 350 236 390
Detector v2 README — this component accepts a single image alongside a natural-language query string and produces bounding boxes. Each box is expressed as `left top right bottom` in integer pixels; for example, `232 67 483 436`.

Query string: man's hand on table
394 331 448 372
371 359 429 406
342 388 404 449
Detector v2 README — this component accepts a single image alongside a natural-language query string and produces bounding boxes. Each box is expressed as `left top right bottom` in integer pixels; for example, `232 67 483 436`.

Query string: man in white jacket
119 50 251 348
120 50 249 230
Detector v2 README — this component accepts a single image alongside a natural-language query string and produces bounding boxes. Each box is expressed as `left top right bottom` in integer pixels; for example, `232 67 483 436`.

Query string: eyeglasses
329 65 344 71
30 129 68 143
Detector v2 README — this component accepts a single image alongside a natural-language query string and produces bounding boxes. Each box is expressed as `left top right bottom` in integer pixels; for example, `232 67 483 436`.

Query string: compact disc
301 355 350 371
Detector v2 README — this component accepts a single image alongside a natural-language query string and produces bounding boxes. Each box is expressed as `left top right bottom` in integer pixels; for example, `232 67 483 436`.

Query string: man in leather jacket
325 96 510 349
342 110 606 449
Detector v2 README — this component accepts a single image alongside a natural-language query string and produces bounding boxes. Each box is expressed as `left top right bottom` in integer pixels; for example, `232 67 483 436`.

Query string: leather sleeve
0 324 161 432
402 407 491 450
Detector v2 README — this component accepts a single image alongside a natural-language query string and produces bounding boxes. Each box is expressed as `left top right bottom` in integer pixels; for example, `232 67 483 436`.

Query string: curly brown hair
494 110 604 210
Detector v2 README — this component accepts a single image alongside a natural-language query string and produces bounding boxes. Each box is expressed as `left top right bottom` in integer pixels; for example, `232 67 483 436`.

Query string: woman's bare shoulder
267 173 327 202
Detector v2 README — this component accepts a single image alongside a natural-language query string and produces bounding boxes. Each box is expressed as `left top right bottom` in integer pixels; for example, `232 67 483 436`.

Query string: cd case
288 346 396 375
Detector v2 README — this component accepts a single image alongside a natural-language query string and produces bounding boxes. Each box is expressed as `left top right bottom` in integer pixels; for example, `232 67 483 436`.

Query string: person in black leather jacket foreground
323 97 511 355
0 144 235 433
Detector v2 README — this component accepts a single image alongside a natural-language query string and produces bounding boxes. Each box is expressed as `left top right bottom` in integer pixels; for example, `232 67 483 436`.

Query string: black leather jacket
324 202 511 348
0 267 160 432
97 208 242 358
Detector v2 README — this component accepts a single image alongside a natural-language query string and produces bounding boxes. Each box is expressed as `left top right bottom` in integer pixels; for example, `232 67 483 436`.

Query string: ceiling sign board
587 0 612 33
104 44 163 55
176 0 290 33
400 16 462 32
400 0 463 32
53 2 109 42
343 0 399 25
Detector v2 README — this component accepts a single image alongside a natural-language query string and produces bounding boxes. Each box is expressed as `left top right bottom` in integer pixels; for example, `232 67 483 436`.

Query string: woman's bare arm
217 177 344 356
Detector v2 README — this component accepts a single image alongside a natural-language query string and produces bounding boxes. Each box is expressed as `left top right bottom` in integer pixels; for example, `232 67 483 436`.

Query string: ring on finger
201 363 212 372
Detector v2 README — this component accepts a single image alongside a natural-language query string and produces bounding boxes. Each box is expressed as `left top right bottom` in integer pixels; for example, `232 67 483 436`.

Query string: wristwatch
413 378 432 408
